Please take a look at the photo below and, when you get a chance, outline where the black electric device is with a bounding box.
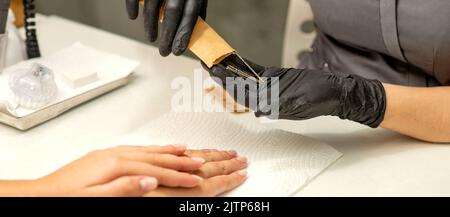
[0,0,9,34]
[23,0,40,59]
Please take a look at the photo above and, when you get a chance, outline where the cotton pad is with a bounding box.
[61,68,99,89]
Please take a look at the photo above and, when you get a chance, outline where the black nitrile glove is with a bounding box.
[126,0,208,56]
[203,55,387,128]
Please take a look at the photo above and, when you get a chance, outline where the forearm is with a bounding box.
[381,84,450,143]
[0,180,43,197]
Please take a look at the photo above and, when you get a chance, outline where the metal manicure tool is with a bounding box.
[226,52,264,83]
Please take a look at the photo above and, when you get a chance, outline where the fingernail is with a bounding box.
[238,170,248,177]
[237,156,248,163]
[191,157,206,164]
[192,175,204,182]
[227,150,237,157]
[174,144,187,151]
[140,177,158,191]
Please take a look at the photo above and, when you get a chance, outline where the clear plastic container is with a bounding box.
[9,63,58,109]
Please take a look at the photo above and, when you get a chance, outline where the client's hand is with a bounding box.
[35,145,205,197]
[146,149,248,197]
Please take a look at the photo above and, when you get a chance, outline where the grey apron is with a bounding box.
[299,0,450,87]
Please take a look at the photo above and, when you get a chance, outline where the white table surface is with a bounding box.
[1,15,450,197]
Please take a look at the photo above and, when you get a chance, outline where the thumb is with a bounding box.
[126,0,140,20]
[87,176,158,197]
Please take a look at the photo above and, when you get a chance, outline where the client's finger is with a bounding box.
[120,152,205,171]
[86,176,158,197]
[145,170,248,197]
[194,157,248,178]
[115,161,203,188]
[185,149,237,162]
[111,144,188,155]
[202,171,248,196]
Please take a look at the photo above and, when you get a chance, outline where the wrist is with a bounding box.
[31,176,64,197]
[0,179,45,197]
[336,75,387,128]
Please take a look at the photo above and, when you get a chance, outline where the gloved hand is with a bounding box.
[126,0,208,56]
[203,55,387,128]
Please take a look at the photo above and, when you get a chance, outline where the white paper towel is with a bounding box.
[119,112,342,197]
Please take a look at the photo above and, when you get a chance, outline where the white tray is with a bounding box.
[0,43,139,130]
[0,75,131,130]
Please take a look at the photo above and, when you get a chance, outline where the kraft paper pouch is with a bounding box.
[139,0,235,68]
[188,17,235,68]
